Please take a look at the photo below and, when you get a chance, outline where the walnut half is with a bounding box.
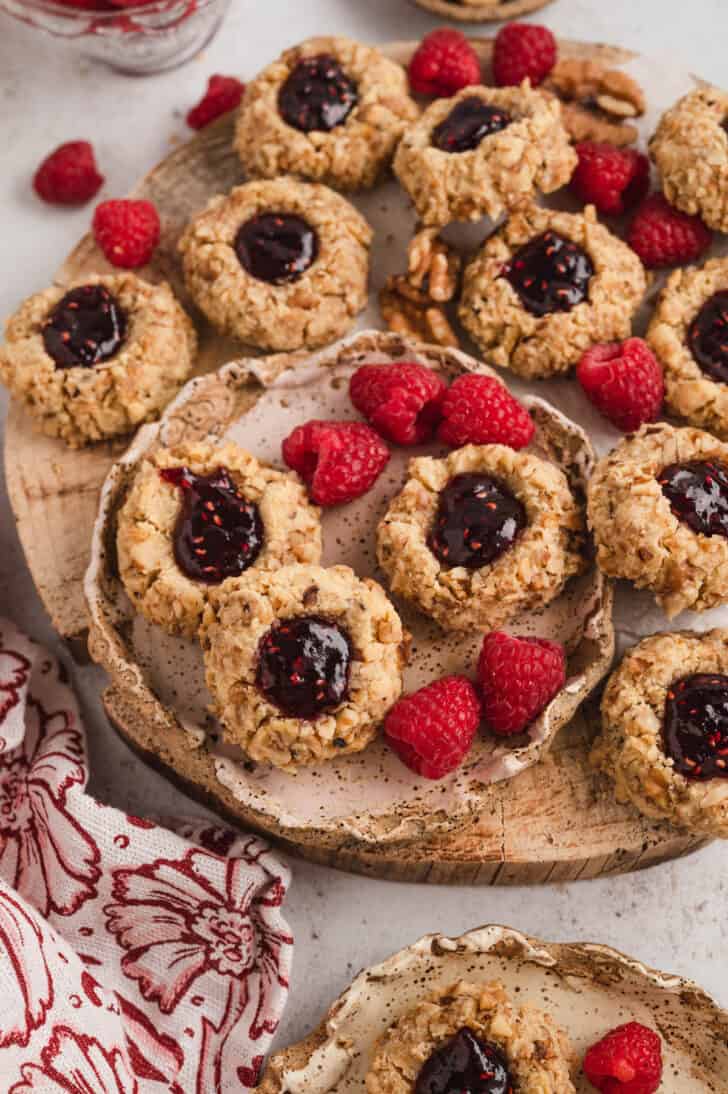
[545,58,646,146]
[380,229,461,348]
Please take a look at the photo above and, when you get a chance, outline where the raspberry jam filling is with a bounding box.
[256,616,352,720]
[658,460,728,538]
[688,290,728,383]
[432,97,512,153]
[42,284,127,368]
[502,230,594,317]
[278,54,358,133]
[234,212,318,284]
[159,466,263,584]
[428,472,526,570]
[415,1028,513,1094]
[664,673,728,780]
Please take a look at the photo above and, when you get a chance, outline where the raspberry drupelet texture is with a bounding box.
[478,632,566,736]
[384,674,481,779]
[437,374,535,449]
[627,193,712,269]
[583,1022,663,1094]
[408,29,482,98]
[577,338,664,433]
[492,22,557,88]
[570,142,650,216]
[92,199,161,269]
[349,361,447,445]
[33,141,104,206]
[187,74,247,129]
[282,419,390,505]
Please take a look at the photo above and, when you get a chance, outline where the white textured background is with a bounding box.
[1,0,726,1056]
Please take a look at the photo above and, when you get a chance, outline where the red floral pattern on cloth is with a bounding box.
[0,618,293,1092]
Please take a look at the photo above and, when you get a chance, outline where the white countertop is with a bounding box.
[1,0,726,1056]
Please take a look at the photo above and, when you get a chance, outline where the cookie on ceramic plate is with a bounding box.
[0,274,196,448]
[179,177,372,352]
[393,84,575,227]
[116,440,321,638]
[235,36,418,191]
[459,204,646,379]
[588,423,728,618]
[377,443,586,632]
[647,256,728,438]
[199,563,408,771]
[650,86,728,232]
[367,979,574,1093]
[592,629,728,837]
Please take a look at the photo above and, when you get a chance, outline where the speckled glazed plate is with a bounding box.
[411,0,554,21]
[85,330,613,850]
[259,925,728,1092]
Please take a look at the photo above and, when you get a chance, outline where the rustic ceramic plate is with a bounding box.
[259,924,728,1092]
[85,330,613,848]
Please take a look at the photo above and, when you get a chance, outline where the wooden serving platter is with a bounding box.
[3,37,711,882]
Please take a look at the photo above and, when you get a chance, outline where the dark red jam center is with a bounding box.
[234,213,318,284]
[502,230,594,317]
[428,472,526,570]
[664,673,728,780]
[659,460,728,539]
[278,54,358,133]
[159,466,263,585]
[688,290,728,383]
[42,284,127,369]
[415,1028,513,1094]
[432,97,512,153]
[256,616,352,720]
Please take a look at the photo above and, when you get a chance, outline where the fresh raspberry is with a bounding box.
[492,22,557,87]
[384,675,481,779]
[478,632,566,737]
[33,141,104,206]
[627,192,712,269]
[408,29,482,98]
[282,420,390,506]
[577,338,664,433]
[437,374,534,449]
[570,142,649,216]
[349,362,447,445]
[187,75,246,130]
[583,1022,663,1094]
[92,199,161,269]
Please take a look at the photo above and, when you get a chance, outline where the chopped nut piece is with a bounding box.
[545,58,646,146]
[380,229,461,348]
